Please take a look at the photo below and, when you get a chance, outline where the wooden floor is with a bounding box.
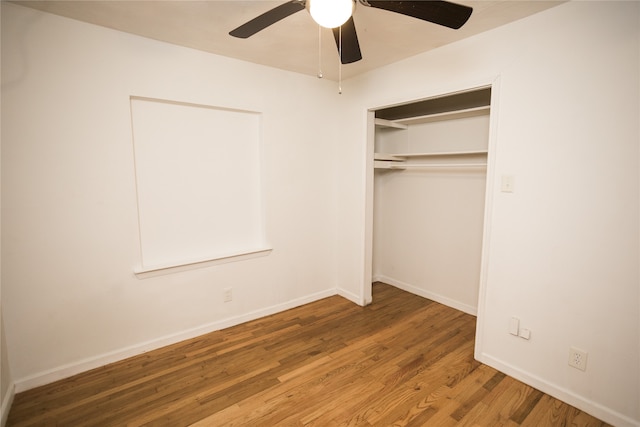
[8,282,609,426]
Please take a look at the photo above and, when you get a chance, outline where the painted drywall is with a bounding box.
[1,2,347,388]
[373,167,486,314]
[341,1,639,426]
[129,98,265,270]
[0,3,11,419]
[0,309,12,426]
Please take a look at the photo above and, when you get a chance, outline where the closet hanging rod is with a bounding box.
[389,163,487,169]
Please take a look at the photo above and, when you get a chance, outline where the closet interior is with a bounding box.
[371,87,491,315]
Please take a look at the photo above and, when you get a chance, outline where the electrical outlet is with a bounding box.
[223,288,233,303]
[568,347,588,371]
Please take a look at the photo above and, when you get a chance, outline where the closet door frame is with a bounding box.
[362,77,501,357]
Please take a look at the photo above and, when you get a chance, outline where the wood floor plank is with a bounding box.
[7,283,611,427]
[363,341,477,426]
[448,365,502,422]
[481,380,534,425]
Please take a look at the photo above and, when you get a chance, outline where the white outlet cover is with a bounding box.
[568,347,588,371]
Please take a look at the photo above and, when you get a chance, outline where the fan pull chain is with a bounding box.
[317,24,323,79]
[338,26,342,94]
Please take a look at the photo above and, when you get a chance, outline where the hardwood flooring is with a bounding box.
[7,282,610,426]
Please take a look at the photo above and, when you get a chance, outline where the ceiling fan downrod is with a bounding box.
[317,24,323,79]
[338,25,343,94]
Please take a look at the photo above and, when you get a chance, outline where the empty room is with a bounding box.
[1,1,639,426]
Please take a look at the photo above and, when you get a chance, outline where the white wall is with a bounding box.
[0,309,12,426]
[0,3,13,420]
[373,166,486,314]
[1,2,346,389]
[341,1,639,426]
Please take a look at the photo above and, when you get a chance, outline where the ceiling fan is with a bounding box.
[229,0,473,64]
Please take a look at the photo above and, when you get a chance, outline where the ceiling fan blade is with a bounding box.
[365,1,472,29]
[332,16,362,64]
[229,1,305,38]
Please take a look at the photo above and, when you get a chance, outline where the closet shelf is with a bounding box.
[388,150,487,158]
[389,163,487,169]
[394,106,490,125]
[374,118,408,130]
[374,151,488,170]
[375,106,490,129]
[375,161,488,170]
[374,160,395,169]
[374,153,406,161]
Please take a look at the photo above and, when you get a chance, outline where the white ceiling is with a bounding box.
[15,0,564,81]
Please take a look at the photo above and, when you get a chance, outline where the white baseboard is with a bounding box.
[374,275,478,316]
[14,288,337,393]
[336,286,365,306]
[1,382,15,427]
[475,352,640,427]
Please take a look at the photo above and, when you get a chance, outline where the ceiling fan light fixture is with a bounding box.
[309,0,354,29]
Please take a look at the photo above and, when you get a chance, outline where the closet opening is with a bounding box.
[364,86,492,317]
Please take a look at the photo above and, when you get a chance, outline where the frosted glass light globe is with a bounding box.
[309,0,354,29]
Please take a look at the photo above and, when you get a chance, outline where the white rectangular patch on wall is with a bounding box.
[130,96,267,272]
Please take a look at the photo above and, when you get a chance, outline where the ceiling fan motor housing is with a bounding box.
[308,0,356,29]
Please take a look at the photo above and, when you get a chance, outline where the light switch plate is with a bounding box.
[501,175,515,193]
[509,317,519,336]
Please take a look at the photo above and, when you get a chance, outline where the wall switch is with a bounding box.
[509,317,520,336]
[518,328,531,340]
[501,175,515,193]
[223,287,233,303]
[568,347,588,371]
